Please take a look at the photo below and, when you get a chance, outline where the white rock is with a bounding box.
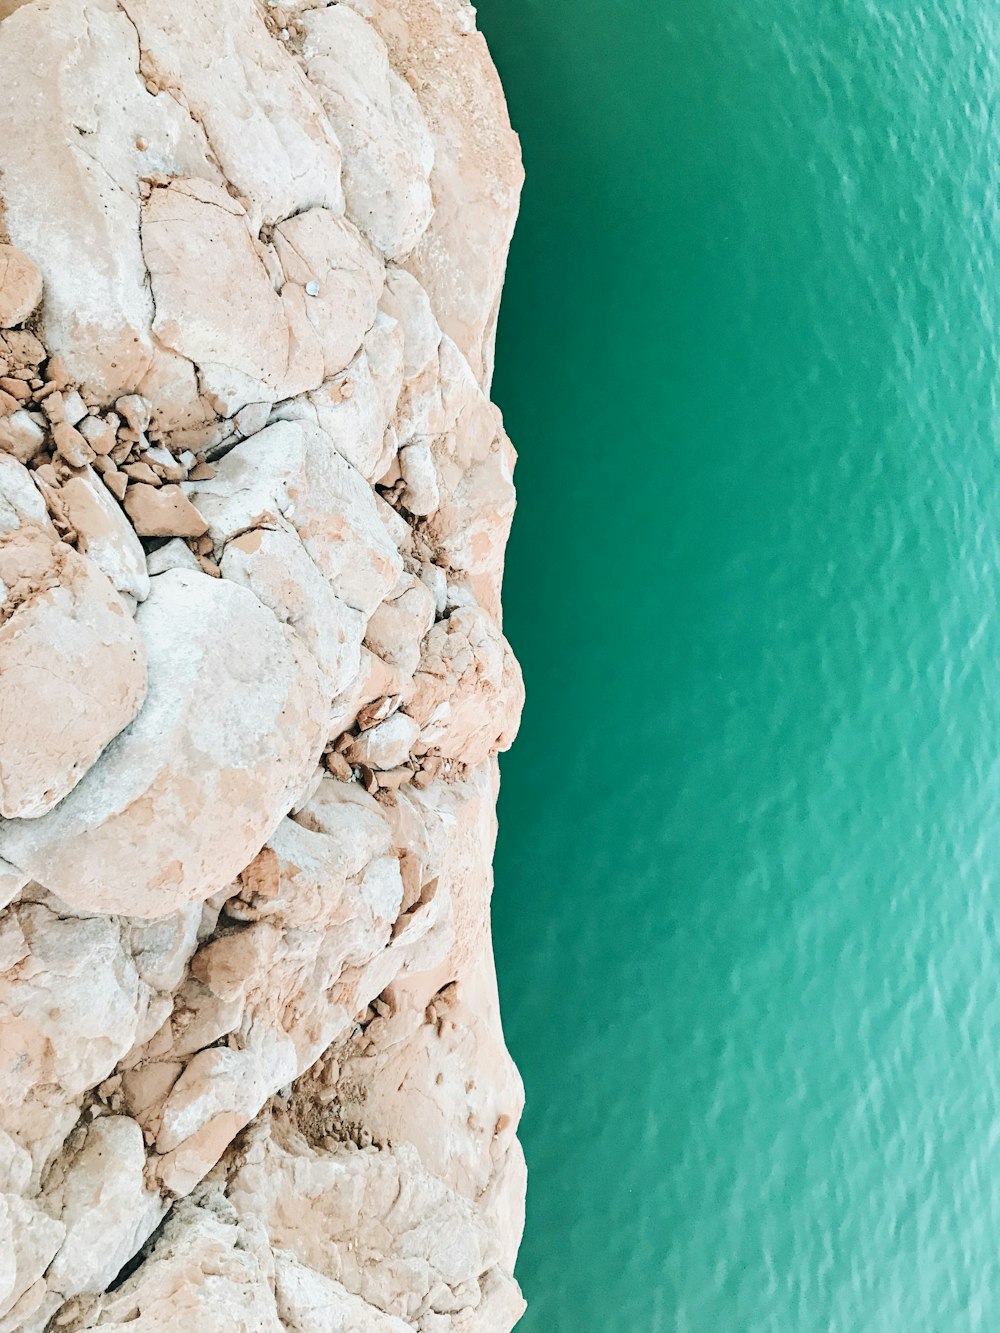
[0,244,42,327]
[346,710,419,770]
[308,313,405,481]
[142,178,289,414]
[302,5,434,259]
[0,0,220,399]
[0,453,50,536]
[219,526,364,704]
[187,419,402,617]
[272,209,384,380]
[78,1194,285,1331]
[274,1252,412,1333]
[0,570,327,916]
[0,862,24,915]
[58,466,151,604]
[121,0,345,229]
[398,438,440,515]
[407,606,523,766]
[0,1194,64,1322]
[365,571,437,678]
[43,1117,166,1300]
[0,410,44,465]
[145,538,200,577]
[0,528,147,819]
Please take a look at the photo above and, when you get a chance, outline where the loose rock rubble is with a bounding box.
[0,0,526,1328]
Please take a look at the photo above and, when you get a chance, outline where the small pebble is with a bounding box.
[305,280,321,297]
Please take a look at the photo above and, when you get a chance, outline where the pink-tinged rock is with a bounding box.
[272,208,384,380]
[59,466,150,604]
[301,5,434,260]
[142,178,290,414]
[407,605,523,766]
[123,482,208,539]
[0,0,220,400]
[187,419,402,617]
[0,245,42,328]
[0,528,147,819]
[121,0,345,229]
[361,0,524,385]
[0,570,327,917]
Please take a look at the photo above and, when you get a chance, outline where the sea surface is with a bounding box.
[476,0,1000,1328]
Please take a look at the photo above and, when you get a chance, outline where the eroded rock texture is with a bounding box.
[0,0,526,1326]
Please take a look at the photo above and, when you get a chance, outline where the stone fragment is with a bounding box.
[58,467,151,604]
[78,415,117,455]
[0,528,147,819]
[0,453,50,535]
[345,711,419,770]
[124,483,208,538]
[145,538,200,577]
[0,570,327,916]
[114,394,150,435]
[398,438,440,515]
[61,390,87,426]
[0,245,42,328]
[52,420,96,467]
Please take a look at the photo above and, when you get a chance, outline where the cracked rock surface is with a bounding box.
[0,0,526,1326]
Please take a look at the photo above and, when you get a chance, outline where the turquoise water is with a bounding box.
[477,0,1000,1328]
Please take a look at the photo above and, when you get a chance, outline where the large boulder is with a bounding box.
[0,570,327,916]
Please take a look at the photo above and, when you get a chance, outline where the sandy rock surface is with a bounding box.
[0,0,525,1327]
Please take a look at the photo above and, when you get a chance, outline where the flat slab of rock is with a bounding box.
[0,569,327,916]
[0,528,147,819]
[123,482,208,539]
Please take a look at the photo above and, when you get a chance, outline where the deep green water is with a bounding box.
[477,1,1000,1329]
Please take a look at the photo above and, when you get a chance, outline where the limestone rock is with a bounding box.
[0,529,147,819]
[0,245,42,328]
[142,178,291,414]
[272,208,385,381]
[301,4,435,260]
[0,2,527,1327]
[42,1117,166,1301]
[187,419,402,617]
[0,570,327,916]
[58,467,150,604]
[346,710,420,770]
[123,482,208,539]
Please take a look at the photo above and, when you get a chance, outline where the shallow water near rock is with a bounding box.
[479,0,1000,1328]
